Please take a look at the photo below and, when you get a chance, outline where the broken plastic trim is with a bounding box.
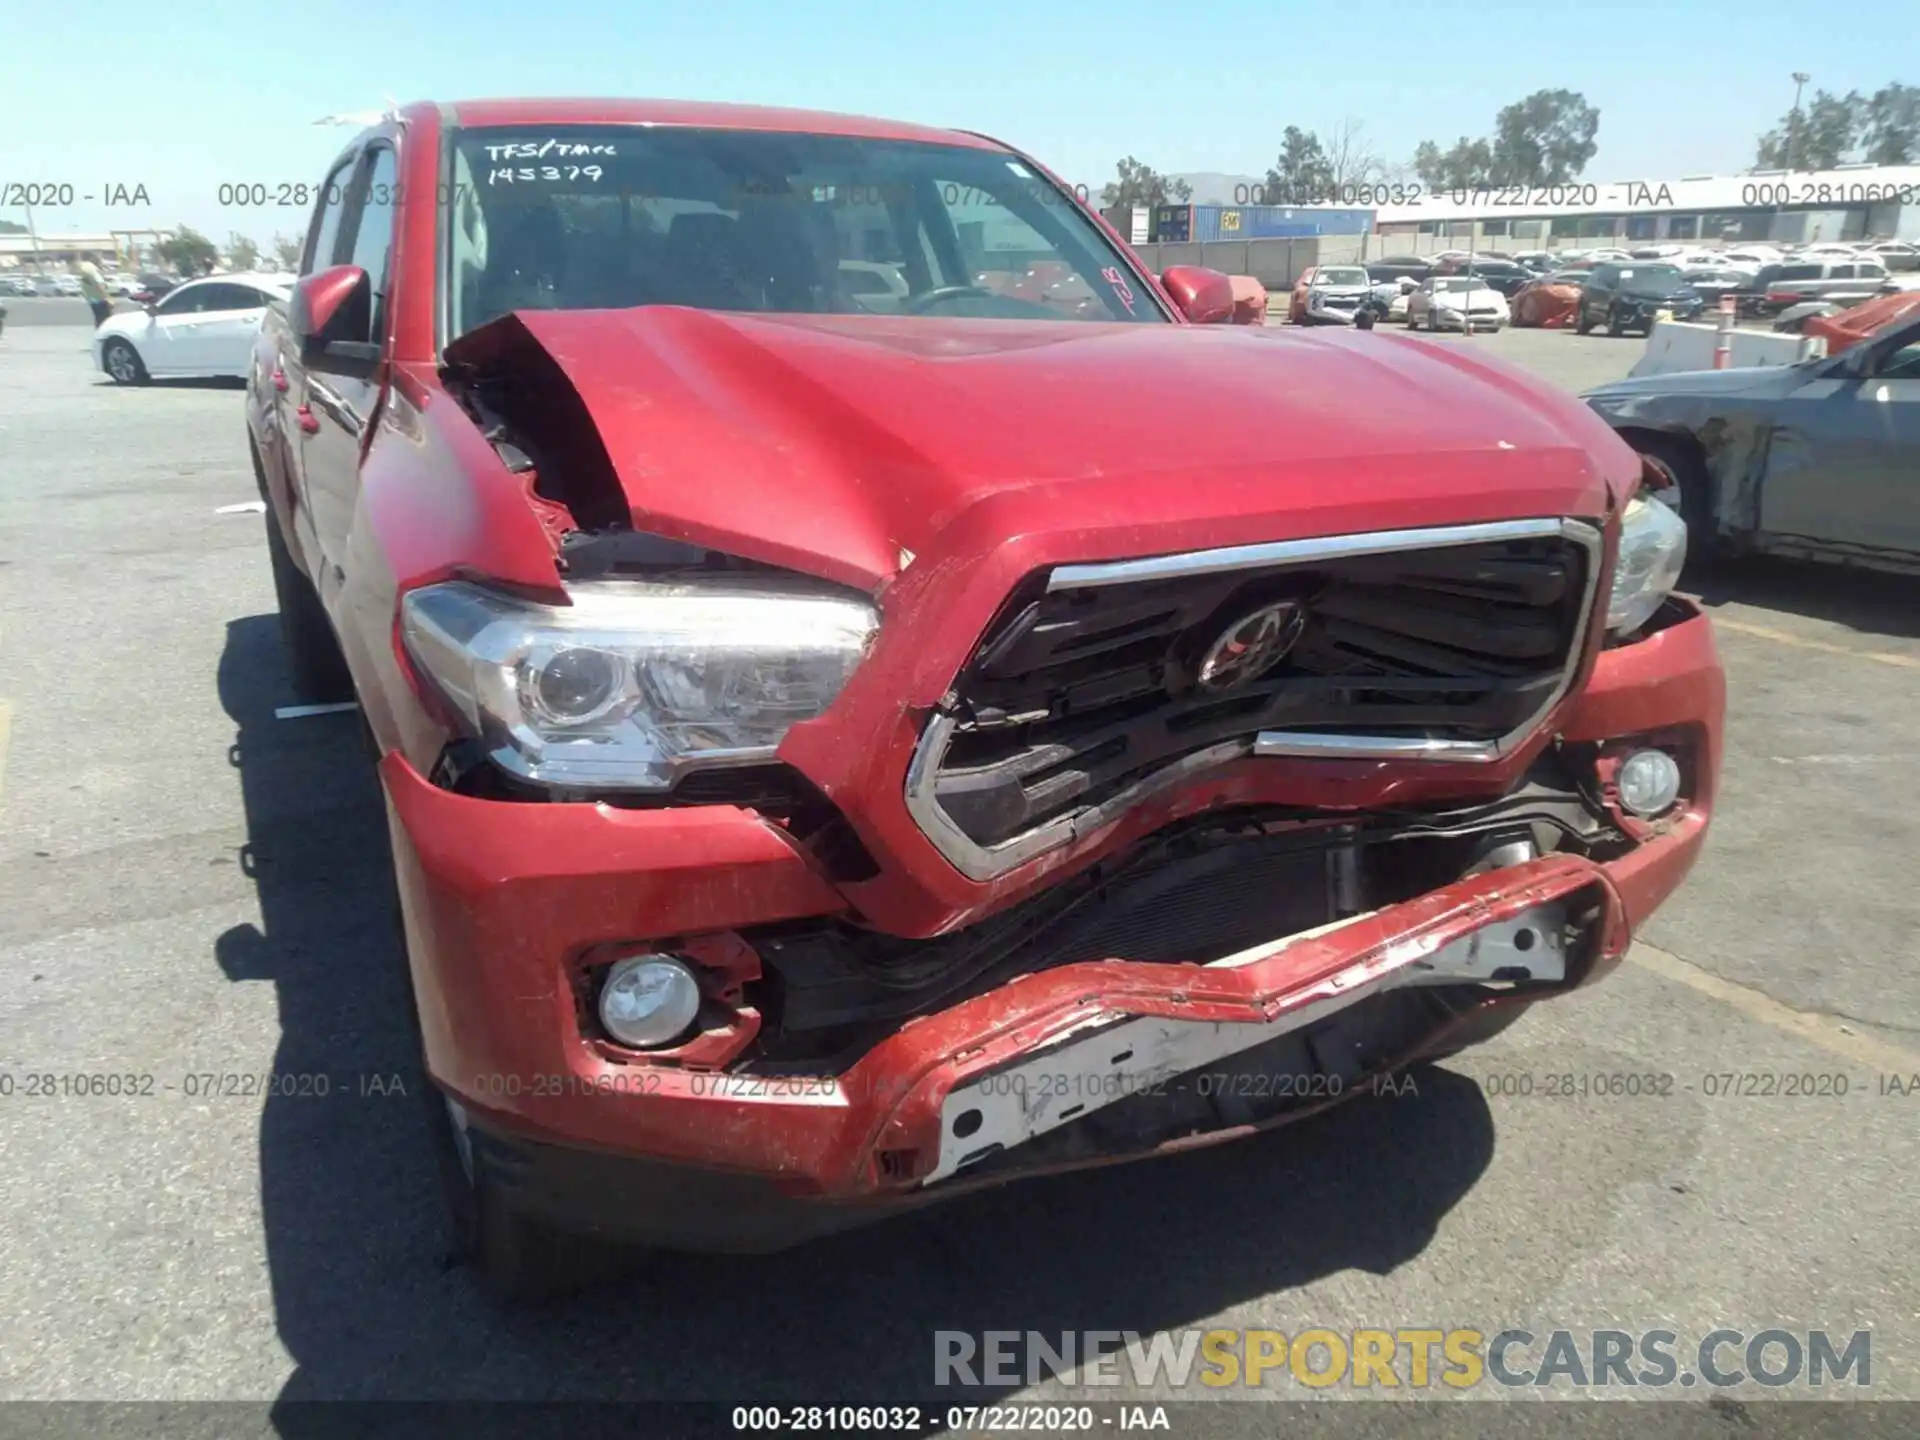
[905,518,1606,882]
[926,897,1573,1180]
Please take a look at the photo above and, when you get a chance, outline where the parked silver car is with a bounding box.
[1297,265,1375,324]
[1585,311,1920,573]
[1760,257,1893,313]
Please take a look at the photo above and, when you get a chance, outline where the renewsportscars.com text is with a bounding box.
[934,1327,1872,1391]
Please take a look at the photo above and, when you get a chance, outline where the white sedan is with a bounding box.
[1406,276,1509,332]
[94,273,292,385]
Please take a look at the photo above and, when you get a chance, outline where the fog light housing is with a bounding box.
[598,954,702,1049]
[1617,748,1683,818]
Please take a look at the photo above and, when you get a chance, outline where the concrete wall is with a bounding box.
[1133,237,1359,288]
[1628,320,1828,378]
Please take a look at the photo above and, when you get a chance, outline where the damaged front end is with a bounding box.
[383,308,1720,1253]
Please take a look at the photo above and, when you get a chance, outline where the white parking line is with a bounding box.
[1629,942,1919,1074]
[213,501,268,515]
[1712,617,1920,671]
[273,702,359,720]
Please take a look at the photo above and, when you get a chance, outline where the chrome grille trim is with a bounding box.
[908,517,1606,882]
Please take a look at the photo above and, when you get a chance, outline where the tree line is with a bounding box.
[1098,80,1919,211]
[142,226,305,276]
[1752,83,1919,169]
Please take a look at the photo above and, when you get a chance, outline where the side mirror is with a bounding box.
[1160,265,1236,324]
[290,264,380,372]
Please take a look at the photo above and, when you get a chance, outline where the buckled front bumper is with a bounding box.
[380,599,1719,1250]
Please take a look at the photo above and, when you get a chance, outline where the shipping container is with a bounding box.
[1150,204,1192,242]
[1155,204,1375,242]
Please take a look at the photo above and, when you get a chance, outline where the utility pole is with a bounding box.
[1787,72,1811,170]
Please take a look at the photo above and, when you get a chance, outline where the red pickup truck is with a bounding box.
[246,97,1722,1300]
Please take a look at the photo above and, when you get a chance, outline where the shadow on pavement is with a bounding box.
[1688,555,1920,642]
[211,611,1497,1418]
[90,375,249,389]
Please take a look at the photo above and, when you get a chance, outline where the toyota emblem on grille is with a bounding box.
[1195,601,1307,691]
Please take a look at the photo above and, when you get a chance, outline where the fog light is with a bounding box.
[598,954,702,1049]
[1617,748,1683,817]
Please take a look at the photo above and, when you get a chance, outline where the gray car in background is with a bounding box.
[1299,264,1375,324]
[1584,312,1920,573]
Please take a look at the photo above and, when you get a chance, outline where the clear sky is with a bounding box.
[2,0,1916,245]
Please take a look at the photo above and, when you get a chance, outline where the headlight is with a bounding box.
[1606,493,1688,635]
[400,577,879,790]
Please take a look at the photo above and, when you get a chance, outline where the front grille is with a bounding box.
[911,522,1596,870]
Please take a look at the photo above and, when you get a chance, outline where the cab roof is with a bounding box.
[422,98,1004,150]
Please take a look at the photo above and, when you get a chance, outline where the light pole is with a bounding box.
[1787,72,1811,170]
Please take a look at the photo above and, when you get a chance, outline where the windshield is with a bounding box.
[1312,267,1369,287]
[1614,265,1688,295]
[1431,278,1488,292]
[443,125,1163,339]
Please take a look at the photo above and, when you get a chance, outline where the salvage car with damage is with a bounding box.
[1585,311,1920,572]
[247,97,1725,1299]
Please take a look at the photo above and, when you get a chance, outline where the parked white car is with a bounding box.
[1406,276,1509,332]
[1862,240,1920,271]
[93,273,293,385]
[1723,245,1785,267]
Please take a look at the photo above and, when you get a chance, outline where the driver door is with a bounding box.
[1760,318,1920,558]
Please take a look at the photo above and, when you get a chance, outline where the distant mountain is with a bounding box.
[1169,172,1265,206]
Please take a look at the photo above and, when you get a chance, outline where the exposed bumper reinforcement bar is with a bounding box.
[928,901,1568,1180]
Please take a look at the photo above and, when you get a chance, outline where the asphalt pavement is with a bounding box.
[0,296,142,326]
[0,319,1915,1435]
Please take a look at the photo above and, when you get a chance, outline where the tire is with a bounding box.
[263,502,354,703]
[1627,430,1720,560]
[386,855,622,1305]
[428,1090,617,1305]
[103,337,147,385]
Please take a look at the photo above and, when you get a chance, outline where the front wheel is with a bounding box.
[1630,431,1720,562]
[102,337,147,385]
[263,502,354,703]
[428,1092,619,1304]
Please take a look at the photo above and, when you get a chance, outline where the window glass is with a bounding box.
[345,146,398,337]
[191,283,261,312]
[1776,264,1823,280]
[1878,343,1920,380]
[304,159,356,275]
[152,284,206,316]
[442,125,1162,338]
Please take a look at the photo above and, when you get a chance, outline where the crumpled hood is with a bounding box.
[448,306,1629,591]
[1586,363,1805,407]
